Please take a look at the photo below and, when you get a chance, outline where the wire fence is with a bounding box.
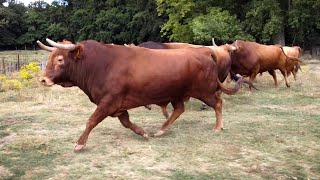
[0,52,48,74]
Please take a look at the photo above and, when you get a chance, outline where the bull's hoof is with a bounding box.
[74,144,86,152]
[212,127,224,133]
[154,130,165,137]
[200,104,208,110]
[145,105,152,110]
[142,133,149,140]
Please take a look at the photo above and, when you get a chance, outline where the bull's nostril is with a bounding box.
[39,78,46,84]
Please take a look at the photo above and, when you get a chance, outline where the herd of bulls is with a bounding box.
[37,38,301,151]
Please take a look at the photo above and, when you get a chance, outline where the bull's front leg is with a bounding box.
[74,105,109,152]
[212,92,223,132]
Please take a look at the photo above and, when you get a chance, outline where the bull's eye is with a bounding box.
[57,57,64,65]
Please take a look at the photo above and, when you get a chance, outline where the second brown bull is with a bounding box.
[230,40,301,87]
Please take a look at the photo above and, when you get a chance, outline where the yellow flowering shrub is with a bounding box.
[19,63,40,81]
[1,79,23,90]
[0,63,41,92]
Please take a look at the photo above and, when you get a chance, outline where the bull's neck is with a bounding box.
[67,59,93,97]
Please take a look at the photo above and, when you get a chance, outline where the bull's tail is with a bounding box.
[217,76,257,95]
[217,76,243,95]
[280,47,302,62]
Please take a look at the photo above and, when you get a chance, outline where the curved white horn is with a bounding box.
[37,40,56,52]
[46,38,76,50]
[124,43,129,47]
[234,40,239,49]
[212,38,217,46]
[228,45,237,51]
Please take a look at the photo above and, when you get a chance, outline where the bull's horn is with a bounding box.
[228,45,237,51]
[234,40,239,49]
[37,40,55,52]
[124,43,129,47]
[212,38,217,46]
[46,38,76,51]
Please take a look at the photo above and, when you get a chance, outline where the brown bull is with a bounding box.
[282,46,302,80]
[137,40,241,114]
[38,38,246,151]
[231,40,300,87]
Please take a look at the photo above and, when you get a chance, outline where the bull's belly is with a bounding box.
[119,84,215,110]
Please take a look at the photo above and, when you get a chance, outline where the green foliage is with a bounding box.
[0,2,27,46]
[0,0,320,48]
[157,0,195,42]
[191,7,254,44]
[287,0,320,48]
[242,0,284,43]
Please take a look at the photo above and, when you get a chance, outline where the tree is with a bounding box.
[191,7,254,45]
[0,1,27,47]
[243,0,284,43]
[287,0,320,48]
[157,0,195,42]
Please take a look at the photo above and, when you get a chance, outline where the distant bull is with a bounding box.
[38,38,246,151]
[230,40,301,87]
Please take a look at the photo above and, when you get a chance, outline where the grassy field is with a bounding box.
[0,60,320,179]
[0,50,49,63]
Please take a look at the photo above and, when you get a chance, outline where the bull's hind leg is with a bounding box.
[279,68,290,87]
[202,92,223,132]
[154,100,185,137]
[118,111,149,139]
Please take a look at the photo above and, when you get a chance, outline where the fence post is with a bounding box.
[17,54,20,70]
[2,58,5,74]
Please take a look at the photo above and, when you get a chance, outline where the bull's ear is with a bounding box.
[71,44,84,60]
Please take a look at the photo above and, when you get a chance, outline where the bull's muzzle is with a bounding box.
[39,76,54,87]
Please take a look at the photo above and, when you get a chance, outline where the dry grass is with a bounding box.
[0,60,319,179]
[0,50,49,63]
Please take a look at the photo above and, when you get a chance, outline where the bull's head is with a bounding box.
[37,39,83,87]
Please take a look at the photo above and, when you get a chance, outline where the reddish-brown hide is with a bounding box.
[137,41,237,115]
[282,46,302,80]
[39,39,245,151]
[231,40,300,87]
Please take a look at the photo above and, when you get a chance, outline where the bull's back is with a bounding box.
[120,48,217,103]
[212,47,232,81]
[163,43,202,49]
[254,45,285,72]
[283,46,300,58]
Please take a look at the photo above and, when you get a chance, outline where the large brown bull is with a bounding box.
[38,38,246,151]
[231,40,300,87]
[137,40,242,113]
